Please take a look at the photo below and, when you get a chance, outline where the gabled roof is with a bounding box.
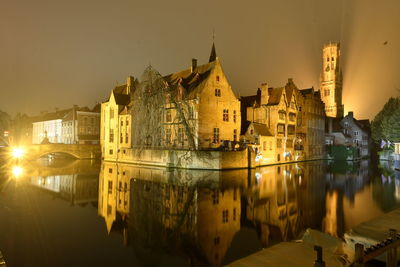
[112,91,131,106]
[163,60,216,100]
[267,87,284,106]
[355,119,371,134]
[252,122,273,136]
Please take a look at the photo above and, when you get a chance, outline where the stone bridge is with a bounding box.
[23,144,101,160]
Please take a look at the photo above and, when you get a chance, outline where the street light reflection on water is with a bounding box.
[12,165,23,178]
[0,158,399,267]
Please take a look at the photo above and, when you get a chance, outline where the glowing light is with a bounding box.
[12,166,23,178]
[12,147,25,159]
[255,172,262,181]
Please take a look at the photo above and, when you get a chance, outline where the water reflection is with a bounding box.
[1,158,400,266]
[97,159,400,266]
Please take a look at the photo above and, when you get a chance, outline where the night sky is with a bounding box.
[1,0,399,119]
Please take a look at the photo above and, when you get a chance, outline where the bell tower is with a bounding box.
[320,43,344,118]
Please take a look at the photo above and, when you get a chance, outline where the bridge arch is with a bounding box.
[36,151,81,159]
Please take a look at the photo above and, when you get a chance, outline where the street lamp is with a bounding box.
[12,166,23,178]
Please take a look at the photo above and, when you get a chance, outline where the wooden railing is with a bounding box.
[353,229,399,267]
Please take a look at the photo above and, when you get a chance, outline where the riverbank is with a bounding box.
[103,147,329,170]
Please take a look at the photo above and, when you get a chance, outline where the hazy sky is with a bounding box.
[1,0,399,119]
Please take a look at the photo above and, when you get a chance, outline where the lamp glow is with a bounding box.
[12,147,25,159]
[12,166,23,178]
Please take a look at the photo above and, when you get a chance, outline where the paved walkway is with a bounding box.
[226,229,353,267]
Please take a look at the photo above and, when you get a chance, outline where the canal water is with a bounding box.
[0,158,399,267]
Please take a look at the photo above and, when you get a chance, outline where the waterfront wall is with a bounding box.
[110,148,251,169]
[103,147,328,170]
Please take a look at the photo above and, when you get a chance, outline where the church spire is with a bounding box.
[209,42,217,62]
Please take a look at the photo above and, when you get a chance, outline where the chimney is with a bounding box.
[348,111,354,118]
[126,76,134,95]
[191,58,197,72]
[260,83,269,105]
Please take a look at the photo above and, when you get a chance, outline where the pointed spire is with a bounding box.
[209,42,217,62]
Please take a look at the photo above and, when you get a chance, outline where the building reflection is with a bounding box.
[99,162,245,266]
[98,159,393,266]
[30,174,98,206]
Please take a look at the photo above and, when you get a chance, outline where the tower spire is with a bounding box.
[209,29,217,62]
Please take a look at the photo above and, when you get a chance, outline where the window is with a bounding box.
[125,133,128,143]
[213,128,220,143]
[126,119,129,126]
[121,120,123,127]
[233,110,236,123]
[263,141,267,151]
[327,57,330,62]
[354,131,359,136]
[212,190,219,204]
[109,168,113,173]
[222,210,229,223]
[277,138,282,148]
[109,149,113,155]
[215,88,221,97]
[223,109,229,121]
[289,113,296,122]
[166,110,172,122]
[109,129,114,143]
[325,89,330,96]
[108,181,113,194]
[332,57,334,61]
[233,129,237,142]
[269,141,272,150]
[120,133,123,143]
[233,208,236,221]
[344,122,349,127]
[288,125,295,135]
[214,237,220,245]
[166,128,171,144]
[277,124,285,134]
[278,111,286,120]
[216,75,220,82]
[233,188,237,201]
[250,129,254,135]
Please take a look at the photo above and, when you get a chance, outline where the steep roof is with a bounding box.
[253,122,273,136]
[113,93,130,106]
[32,109,71,123]
[164,60,216,100]
[267,87,284,106]
[209,42,217,62]
[355,119,371,134]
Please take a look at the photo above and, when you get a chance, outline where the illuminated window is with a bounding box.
[278,111,286,120]
[222,210,229,223]
[223,109,229,121]
[108,181,113,194]
[277,138,282,148]
[109,129,114,143]
[277,124,285,134]
[188,106,194,119]
[212,190,219,204]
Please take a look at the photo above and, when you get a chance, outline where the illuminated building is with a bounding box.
[242,79,300,163]
[100,44,241,161]
[320,43,344,118]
